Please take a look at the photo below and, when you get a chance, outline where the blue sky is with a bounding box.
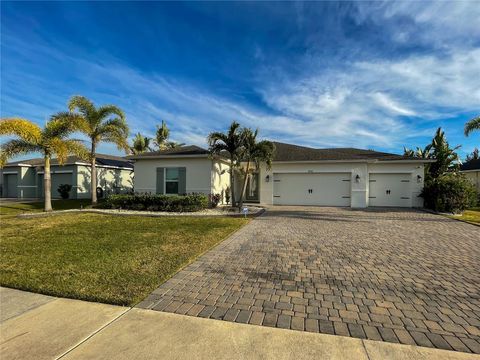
[1,1,479,159]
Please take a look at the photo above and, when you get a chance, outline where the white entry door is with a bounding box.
[273,173,351,206]
[368,173,412,207]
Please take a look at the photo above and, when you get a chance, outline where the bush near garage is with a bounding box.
[101,193,209,212]
[421,173,477,213]
[57,184,72,199]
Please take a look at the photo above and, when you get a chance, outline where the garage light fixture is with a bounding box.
[417,175,422,183]
[265,175,270,182]
[355,174,360,182]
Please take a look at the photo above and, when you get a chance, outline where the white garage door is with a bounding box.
[273,173,351,206]
[369,173,411,207]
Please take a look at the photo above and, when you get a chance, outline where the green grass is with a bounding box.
[449,208,480,225]
[0,212,248,305]
[0,199,92,217]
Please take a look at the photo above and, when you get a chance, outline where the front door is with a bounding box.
[245,173,259,202]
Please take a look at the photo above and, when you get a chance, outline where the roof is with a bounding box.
[127,145,210,159]
[461,159,480,171]
[270,142,428,162]
[4,154,133,169]
[128,142,429,162]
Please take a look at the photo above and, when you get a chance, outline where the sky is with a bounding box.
[1,1,479,159]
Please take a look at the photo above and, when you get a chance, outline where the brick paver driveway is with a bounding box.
[138,207,480,353]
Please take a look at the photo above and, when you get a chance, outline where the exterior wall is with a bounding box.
[134,157,213,194]
[256,161,425,208]
[19,167,37,198]
[76,165,133,199]
[211,160,231,203]
[0,167,20,198]
[463,171,480,192]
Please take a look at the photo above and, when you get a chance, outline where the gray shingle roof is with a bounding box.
[461,159,480,171]
[5,154,133,169]
[271,142,425,162]
[127,145,210,158]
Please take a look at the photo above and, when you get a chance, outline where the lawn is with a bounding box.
[0,209,248,306]
[449,207,480,225]
[0,199,92,217]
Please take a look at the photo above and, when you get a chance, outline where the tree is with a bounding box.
[154,120,170,150]
[61,95,129,205]
[466,148,479,162]
[237,128,275,210]
[403,146,432,159]
[207,121,244,206]
[464,115,480,136]
[0,117,87,211]
[427,127,461,179]
[130,133,152,154]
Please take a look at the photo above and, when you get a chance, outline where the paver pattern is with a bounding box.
[138,207,480,353]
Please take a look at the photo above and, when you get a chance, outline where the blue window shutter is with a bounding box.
[178,167,186,194]
[156,167,164,194]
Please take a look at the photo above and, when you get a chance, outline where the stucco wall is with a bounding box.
[133,157,213,194]
[211,160,231,202]
[76,165,133,199]
[463,171,480,192]
[256,161,425,208]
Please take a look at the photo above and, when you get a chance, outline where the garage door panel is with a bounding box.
[369,173,411,207]
[273,173,351,206]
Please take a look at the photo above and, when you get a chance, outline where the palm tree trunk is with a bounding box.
[44,155,52,212]
[238,161,250,211]
[91,142,97,205]
[230,156,236,207]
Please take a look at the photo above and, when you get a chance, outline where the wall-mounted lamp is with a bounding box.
[265,175,270,183]
[355,174,361,183]
[417,175,423,183]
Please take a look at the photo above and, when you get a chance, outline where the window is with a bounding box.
[165,168,179,194]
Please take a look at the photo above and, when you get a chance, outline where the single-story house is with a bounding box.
[460,159,480,192]
[0,154,133,199]
[129,142,433,208]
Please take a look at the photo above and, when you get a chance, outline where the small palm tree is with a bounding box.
[130,133,152,154]
[0,117,87,211]
[207,121,244,206]
[154,120,170,150]
[428,127,461,179]
[238,128,275,210]
[464,115,479,136]
[59,95,129,205]
[164,141,186,149]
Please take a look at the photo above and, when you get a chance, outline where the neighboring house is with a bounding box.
[130,142,433,208]
[0,154,133,199]
[460,159,480,192]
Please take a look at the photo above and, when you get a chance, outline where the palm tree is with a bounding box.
[464,115,480,136]
[207,121,244,206]
[403,146,432,159]
[154,120,170,150]
[61,95,129,205]
[466,148,479,162]
[130,133,152,154]
[237,128,275,210]
[0,117,87,211]
[164,141,186,149]
[428,127,461,179]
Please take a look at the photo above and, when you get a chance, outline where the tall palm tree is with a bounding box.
[130,133,152,154]
[61,95,129,205]
[238,128,275,210]
[0,117,87,211]
[464,115,480,136]
[207,121,243,206]
[428,127,461,179]
[154,120,170,150]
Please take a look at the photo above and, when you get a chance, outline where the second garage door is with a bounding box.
[369,173,411,207]
[273,173,351,206]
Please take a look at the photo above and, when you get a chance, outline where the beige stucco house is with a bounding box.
[129,142,432,208]
[0,154,133,199]
[460,159,480,192]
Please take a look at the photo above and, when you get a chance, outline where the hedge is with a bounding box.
[421,173,477,213]
[102,193,209,212]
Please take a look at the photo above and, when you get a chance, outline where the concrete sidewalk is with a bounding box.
[1,287,478,360]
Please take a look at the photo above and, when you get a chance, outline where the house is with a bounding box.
[129,142,433,208]
[460,159,480,192]
[0,154,133,199]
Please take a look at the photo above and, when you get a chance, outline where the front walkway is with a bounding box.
[1,287,477,359]
[138,206,480,354]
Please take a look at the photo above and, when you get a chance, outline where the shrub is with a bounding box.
[421,173,477,213]
[225,187,231,205]
[209,193,221,208]
[57,184,72,199]
[103,193,209,212]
